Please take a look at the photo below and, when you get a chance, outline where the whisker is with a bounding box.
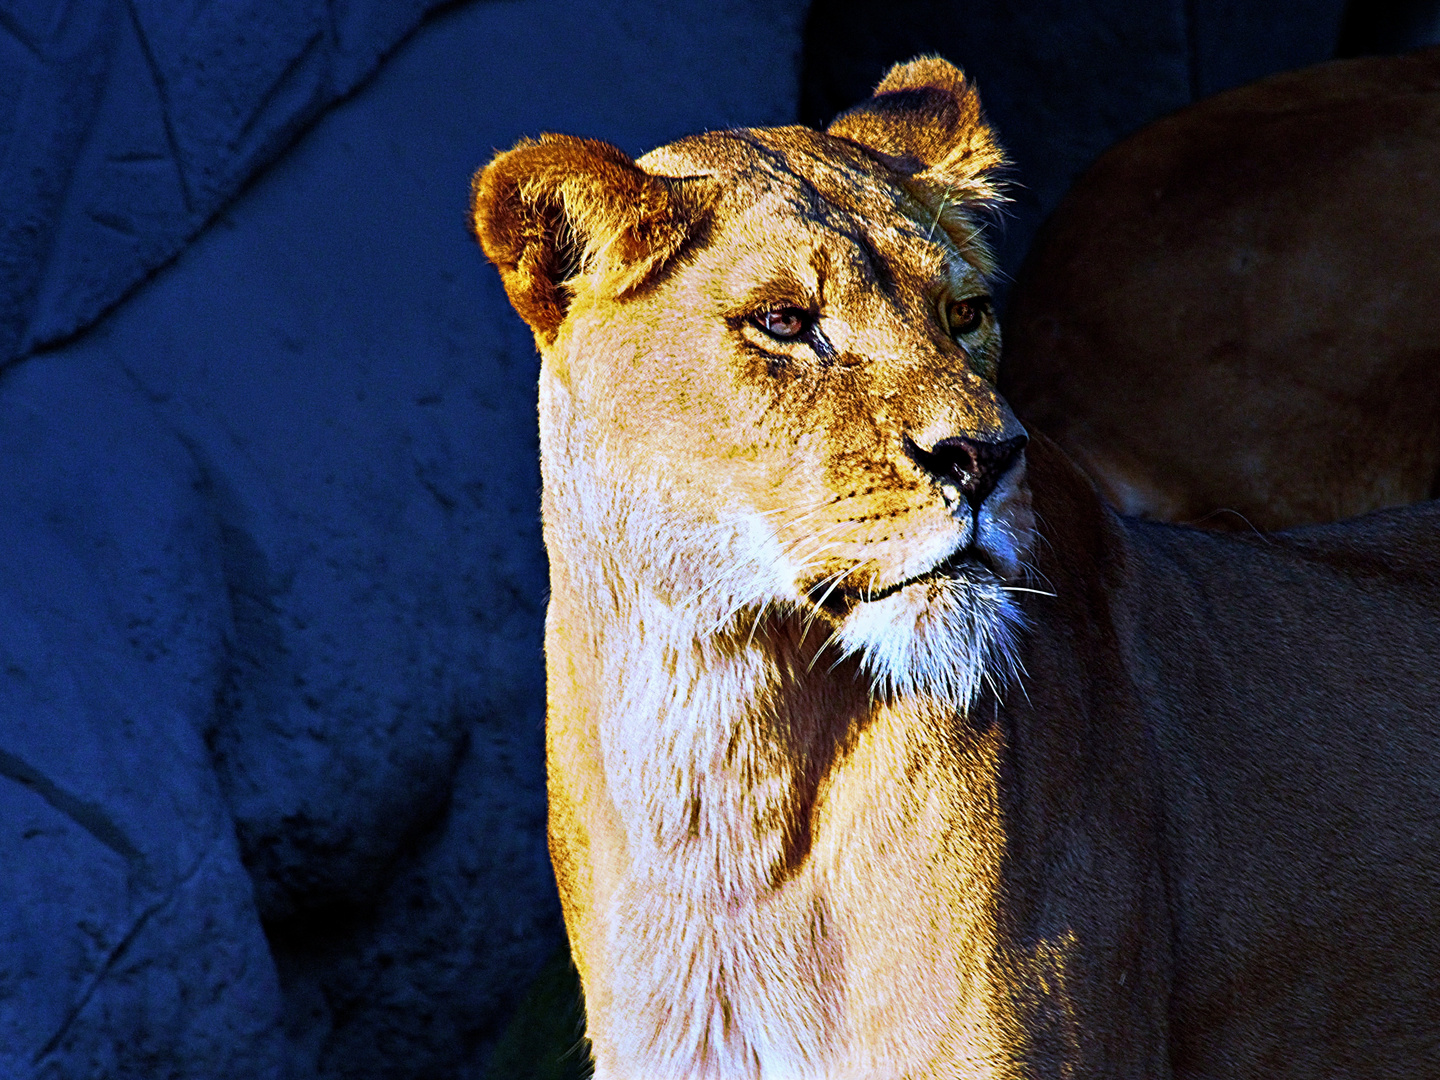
[808,622,850,674]
[1000,586,1056,598]
[780,518,853,564]
[697,535,853,637]
[1015,661,1033,707]
[744,596,771,650]
[927,188,953,242]
[800,562,865,646]
[699,536,846,636]
[796,563,853,636]
[797,567,857,645]
[1030,511,1058,561]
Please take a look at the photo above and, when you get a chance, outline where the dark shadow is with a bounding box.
[1337,0,1440,55]
[799,0,940,129]
[483,945,591,1080]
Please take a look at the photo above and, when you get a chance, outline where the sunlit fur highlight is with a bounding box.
[540,375,854,1074]
[836,571,1026,705]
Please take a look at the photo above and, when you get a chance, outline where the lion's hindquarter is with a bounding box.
[1121,506,1440,1076]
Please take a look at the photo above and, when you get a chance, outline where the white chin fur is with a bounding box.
[835,571,1024,706]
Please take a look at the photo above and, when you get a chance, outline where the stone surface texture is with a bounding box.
[1,0,806,1076]
[0,0,449,367]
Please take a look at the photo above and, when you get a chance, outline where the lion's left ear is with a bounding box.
[827,56,1007,211]
[471,134,715,344]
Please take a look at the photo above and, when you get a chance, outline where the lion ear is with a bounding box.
[826,56,1007,209]
[471,134,714,342]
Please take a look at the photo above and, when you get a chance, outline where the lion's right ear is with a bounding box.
[826,57,1006,209]
[471,135,713,343]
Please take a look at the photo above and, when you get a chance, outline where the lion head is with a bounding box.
[474,58,1034,708]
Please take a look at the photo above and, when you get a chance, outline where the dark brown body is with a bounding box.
[1006,436,1440,1076]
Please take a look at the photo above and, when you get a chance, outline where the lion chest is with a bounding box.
[587,639,1008,1079]
[585,636,847,1077]
[600,867,842,1080]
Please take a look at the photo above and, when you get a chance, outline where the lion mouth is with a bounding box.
[809,544,1005,612]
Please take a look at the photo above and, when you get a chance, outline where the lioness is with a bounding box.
[473,58,1440,1079]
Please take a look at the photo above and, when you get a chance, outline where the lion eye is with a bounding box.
[945,296,990,337]
[752,308,809,340]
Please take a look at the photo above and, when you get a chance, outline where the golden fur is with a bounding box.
[473,58,1440,1078]
[1004,47,1440,531]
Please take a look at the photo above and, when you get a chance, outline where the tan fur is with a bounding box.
[473,58,1440,1079]
[1003,47,1440,531]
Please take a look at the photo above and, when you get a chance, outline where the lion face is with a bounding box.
[475,61,1033,704]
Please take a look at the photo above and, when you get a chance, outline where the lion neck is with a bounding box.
[552,529,1047,1075]
[591,587,855,896]
[578,579,1023,1076]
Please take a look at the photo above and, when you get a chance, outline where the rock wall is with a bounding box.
[0,1,806,1076]
[0,0,447,368]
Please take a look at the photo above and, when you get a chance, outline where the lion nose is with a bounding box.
[905,433,1029,510]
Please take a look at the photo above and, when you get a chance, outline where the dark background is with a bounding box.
[1,1,1435,1076]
